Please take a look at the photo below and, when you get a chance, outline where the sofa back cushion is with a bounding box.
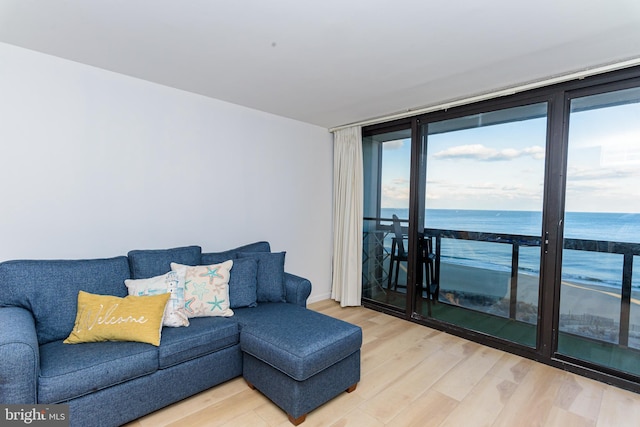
[201,241,271,264]
[236,251,286,303]
[128,245,202,279]
[0,257,131,345]
[228,257,259,308]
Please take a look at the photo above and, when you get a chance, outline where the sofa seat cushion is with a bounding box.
[38,340,158,403]
[157,317,239,369]
[235,303,362,381]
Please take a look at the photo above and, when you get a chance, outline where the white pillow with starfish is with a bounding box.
[171,260,234,318]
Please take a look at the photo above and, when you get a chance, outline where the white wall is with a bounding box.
[0,42,334,303]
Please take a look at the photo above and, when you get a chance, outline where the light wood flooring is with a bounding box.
[124,300,640,427]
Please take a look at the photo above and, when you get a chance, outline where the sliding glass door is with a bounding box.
[557,85,640,374]
[416,103,548,347]
[360,66,640,391]
[362,125,413,313]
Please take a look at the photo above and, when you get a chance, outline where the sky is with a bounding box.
[565,103,640,213]
[380,95,640,214]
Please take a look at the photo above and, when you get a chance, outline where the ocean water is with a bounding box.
[377,208,640,289]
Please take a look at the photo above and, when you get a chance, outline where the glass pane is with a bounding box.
[362,128,412,311]
[419,103,548,347]
[558,86,640,375]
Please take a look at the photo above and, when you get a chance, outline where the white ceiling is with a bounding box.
[1,0,640,129]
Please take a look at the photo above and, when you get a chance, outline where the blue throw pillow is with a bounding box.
[201,241,271,265]
[237,251,286,303]
[228,258,259,308]
[128,246,202,279]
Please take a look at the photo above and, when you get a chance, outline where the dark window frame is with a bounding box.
[361,65,640,393]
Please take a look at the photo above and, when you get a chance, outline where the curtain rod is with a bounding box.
[328,57,640,133]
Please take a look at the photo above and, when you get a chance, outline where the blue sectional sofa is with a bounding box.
[0,242,362,427]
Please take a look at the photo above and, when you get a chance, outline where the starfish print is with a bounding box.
[200,266,223,284]
[190,282,210,300]
[207,297,226,311]
[184,297,195,314]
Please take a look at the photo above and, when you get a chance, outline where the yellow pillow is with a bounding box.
[64,291,170,346]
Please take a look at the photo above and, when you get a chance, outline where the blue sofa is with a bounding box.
[0,242,362,427]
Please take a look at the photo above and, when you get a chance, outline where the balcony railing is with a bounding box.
[363,216,640,347]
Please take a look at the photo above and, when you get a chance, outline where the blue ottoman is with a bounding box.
[239,304,362,425]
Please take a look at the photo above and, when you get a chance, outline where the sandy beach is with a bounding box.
[438,262,640,328]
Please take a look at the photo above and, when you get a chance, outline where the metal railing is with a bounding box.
[424,227,541,320]
[561,238,640,347]
[363,217,640,346]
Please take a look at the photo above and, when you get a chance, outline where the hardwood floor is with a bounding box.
[124,300,640,427]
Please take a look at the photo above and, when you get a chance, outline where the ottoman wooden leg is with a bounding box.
[246,380,255,390]
[288,413,307,425]
[346,383,357,393]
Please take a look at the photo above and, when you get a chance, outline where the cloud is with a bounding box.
[433,144,544,161]
[565,180,640,211]
[383,140,404,150]
[522,146,545,160]
[381,179,410,207]
[566,181,615,192]
[468,182,498,190]
[425,179,542,204]
[391,178,409,185]
[567,167,636,181]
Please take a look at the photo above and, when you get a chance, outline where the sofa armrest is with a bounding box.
[0,307,39,403]
[284,273,312,308]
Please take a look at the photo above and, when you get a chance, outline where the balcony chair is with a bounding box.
[388,214,438,300]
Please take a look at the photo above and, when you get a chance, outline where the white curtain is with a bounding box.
[331,126,363,307]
